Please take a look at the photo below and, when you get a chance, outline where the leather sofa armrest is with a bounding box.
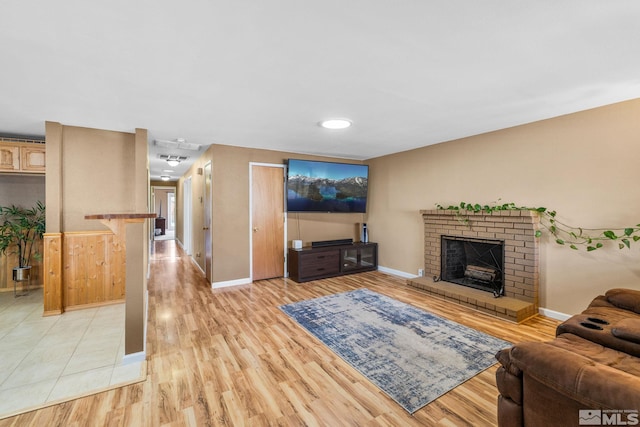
[612,318,640,344]
[509,341,640,409]
[496,348,522,377]
[588,294,615,309]
[556,315,640,357]
[495,347,524,403]
[495,348,524,427]
[496,365,522,405]
[606,288,640,314]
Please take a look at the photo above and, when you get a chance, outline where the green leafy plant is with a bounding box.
[435,201,640,252]
[0,201,46,267]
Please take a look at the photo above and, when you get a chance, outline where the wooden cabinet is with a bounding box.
[0,140,45,174]
[21,145,46,172]
[341,243,377,273]
[0,145,20,171]
[295,250,341,280]
[288,242,378,283]
[155,217,166,235]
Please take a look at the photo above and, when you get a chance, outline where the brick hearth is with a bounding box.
[407,209,540,322]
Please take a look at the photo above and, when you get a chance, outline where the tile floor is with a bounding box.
[0,287,146,419]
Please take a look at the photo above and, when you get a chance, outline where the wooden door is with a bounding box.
[204,162,212,283]
[251,165,285,280]
[183,177,192,255]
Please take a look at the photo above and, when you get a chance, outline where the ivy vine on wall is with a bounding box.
[435,201,640,252]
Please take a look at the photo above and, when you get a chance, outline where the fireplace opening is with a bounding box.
[440,236,505,297]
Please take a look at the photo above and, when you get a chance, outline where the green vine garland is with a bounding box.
[435,201,640,252]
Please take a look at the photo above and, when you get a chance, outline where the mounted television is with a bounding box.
[286,159,369,213]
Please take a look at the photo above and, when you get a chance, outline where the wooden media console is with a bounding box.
[288,242,377,283]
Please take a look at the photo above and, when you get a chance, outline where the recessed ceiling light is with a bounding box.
[319,119,352,130]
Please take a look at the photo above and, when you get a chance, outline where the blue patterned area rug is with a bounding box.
[279,288,511,414]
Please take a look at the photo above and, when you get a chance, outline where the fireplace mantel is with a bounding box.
[408,209,540,322]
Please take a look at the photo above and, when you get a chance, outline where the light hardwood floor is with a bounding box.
[0,240,559,426]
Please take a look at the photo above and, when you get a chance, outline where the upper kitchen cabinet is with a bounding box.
[0,138,45,174]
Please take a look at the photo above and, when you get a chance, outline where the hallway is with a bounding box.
[1,239,557,426]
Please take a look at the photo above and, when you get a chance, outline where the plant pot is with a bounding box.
[13,266,31,282]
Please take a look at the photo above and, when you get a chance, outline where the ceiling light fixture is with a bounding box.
[166,158,181,167]
[319,118,352,130]
[160,175,171,181]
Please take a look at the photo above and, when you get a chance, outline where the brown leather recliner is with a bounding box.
[495,288,640,427]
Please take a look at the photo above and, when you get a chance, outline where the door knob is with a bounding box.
[203,227,209,230]
[253,227,259,233]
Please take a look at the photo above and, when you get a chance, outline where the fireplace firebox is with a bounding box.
[440,236,505,297]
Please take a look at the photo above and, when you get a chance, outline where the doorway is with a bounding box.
[183,176,192,255]
[203,162,212,284]
[250,163,286,281]
[167,193,176,233]
[152,186,175,241]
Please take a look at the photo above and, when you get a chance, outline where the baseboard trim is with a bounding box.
[123,351,146,365]
[212,277,252,289]
[143,289,148,356]
[377,266,416,279]
[538,307,571,321]
[43,309,63,317]
[190,256,205,275]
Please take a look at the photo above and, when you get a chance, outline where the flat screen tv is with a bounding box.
[286,159,369,213]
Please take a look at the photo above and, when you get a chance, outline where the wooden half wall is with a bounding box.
[43,231,126,315]
[43,233,62,315]
[0,241,43,293]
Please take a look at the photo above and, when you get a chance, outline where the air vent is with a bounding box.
[158,154,188,161]
[154,139,201,151]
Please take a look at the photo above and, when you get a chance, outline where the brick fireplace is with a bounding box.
[407,209,540,322]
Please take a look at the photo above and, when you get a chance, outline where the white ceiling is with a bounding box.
[2,1,640,181]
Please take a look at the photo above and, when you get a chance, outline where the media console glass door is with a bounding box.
[341,245,376,272]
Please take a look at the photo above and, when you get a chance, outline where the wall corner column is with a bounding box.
[44,121,63,315]
[124,128,150,358]
[125,221,145,355]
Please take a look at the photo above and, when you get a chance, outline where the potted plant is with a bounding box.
[0,201,46,282]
